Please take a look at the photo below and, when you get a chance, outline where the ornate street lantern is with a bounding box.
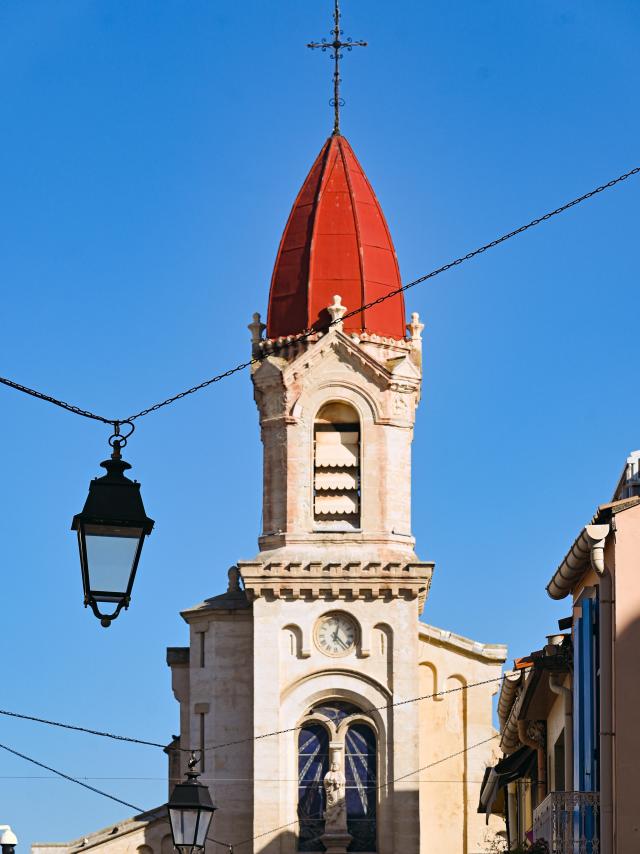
[71,423,154,627]
[167,754,217,854]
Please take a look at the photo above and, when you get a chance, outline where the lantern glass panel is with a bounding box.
[84,524,143,599]
[169,808,199,848]
[195,810,213,847]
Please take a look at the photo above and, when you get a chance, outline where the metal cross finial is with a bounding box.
[307,0,367,135]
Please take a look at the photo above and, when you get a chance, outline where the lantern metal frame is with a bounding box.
[71,423,154,627]
[167,753,217,854]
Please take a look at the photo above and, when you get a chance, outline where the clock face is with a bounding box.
[315,613,358,657]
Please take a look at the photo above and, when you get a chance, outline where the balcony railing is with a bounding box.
[533,791,600,854]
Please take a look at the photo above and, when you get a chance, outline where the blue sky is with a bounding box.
[1,0,639,846]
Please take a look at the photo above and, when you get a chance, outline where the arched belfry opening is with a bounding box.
[313,402,361,530]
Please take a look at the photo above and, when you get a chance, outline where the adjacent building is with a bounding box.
[479,451,640,854]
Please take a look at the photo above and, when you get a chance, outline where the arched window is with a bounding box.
[298,723,329,851]
[297,702,377,852]
[313,402,361,530]
[345,723,377,851]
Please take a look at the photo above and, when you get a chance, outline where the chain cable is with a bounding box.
[0,707,167,749]
[1,164,637,429]
[0,375,114,424]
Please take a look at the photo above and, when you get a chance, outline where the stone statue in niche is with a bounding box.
[323,761,347,831]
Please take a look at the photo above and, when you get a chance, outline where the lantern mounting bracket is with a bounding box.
[108,420,135,451]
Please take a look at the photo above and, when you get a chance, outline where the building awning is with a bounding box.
[478,747,535,820]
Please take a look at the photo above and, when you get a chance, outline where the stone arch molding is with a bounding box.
[290,380,380,426]
[281,671,391,852]
[281,668,392,707]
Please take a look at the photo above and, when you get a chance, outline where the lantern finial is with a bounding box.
[167,750,217,854]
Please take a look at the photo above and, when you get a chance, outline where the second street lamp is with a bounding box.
[71,423,154,627]
[167,753,217,854]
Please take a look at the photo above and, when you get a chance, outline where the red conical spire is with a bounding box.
[267,135,406,340]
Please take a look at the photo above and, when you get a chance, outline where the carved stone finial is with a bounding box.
[407,311,425,345]
[248,312,266,345]
[327,295,347,331]
[227,566,242,593]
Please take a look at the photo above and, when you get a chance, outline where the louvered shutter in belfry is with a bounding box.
[314,429,360,521]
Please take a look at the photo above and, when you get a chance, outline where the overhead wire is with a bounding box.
[0,670,528,849]
[1,163,638,429]
[230,734,501,849]
[0,673,507,756]
[199,673,506,753]
[0,775,486,783]
[223,673,529,848]
[0,741,145,813]
[0,733,498,851]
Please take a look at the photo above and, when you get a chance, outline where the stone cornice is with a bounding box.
[418,623,508,663]
[238,560,433,609]
[252,327,420,394]
[282,330,420,392]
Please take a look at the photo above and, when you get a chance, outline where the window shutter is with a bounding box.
[314,426,360,527]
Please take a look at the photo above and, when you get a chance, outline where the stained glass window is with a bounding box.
[298,723,329,851]
[345,723,377,852]
[297,704,377,852]
[311,701,360,725]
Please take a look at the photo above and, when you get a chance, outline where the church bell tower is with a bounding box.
[169,11,504,854]
[237,132,433,854]
[170,105,505,854]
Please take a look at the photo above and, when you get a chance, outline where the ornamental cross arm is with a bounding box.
[307,0,367,135]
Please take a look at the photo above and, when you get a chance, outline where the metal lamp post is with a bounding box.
[167,754,217,854]
[71,423,154,627]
